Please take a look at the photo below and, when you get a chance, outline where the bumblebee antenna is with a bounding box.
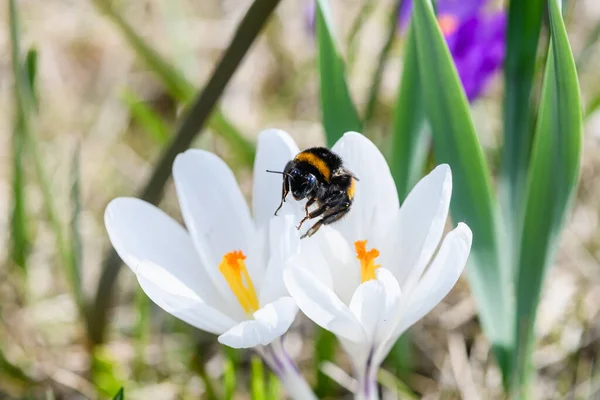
[266,170,284,174]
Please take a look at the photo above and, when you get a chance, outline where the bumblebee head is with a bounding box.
[288,168,317,200]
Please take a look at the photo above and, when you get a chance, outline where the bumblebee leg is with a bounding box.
[304,197,316,216]
[274,177,290,216]
[300,207,349,239]
[297,203,328,230]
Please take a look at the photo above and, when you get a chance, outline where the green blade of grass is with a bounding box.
[389,23,428,201]
[314,328,337,397]
[251,356,266,400]
[411,0,512,378]
[316,0,362,146]
[112,388,124,400]
[121,89,170,145]
[512,0,582,394]
[223,349,237,400]
[91,0,254,163]
[499,0,544,251]
[8,0,32,271]
[363,0,403,126]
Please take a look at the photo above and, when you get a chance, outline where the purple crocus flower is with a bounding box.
[399,0,506,102]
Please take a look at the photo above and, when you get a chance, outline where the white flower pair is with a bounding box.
[105,129,472,399]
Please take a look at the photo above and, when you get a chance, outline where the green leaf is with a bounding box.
[512,0,582,393]
[121,89,170,145]
[112,388,124,400]
[314,327,337,397]
[389,24,428,201]
[411,0,512,374]
[316,0,362,146]
[499,0,544,247]
[8,0,32,271]
[251,356,266,400]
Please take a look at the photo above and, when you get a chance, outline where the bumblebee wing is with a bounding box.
[336,167,359,181]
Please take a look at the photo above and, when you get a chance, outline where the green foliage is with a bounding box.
[512,0,582,394]
[315,0,362,146]
[251,356,266,400]
[112,388,124,400]
[389,24,428,201]
[8,0,32,271]
[500,0,545,248]
[410,0,512,373]
[121,89,170,145]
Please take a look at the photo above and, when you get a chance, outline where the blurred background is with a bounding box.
[1,0,600,398]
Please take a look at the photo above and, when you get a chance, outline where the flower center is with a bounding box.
[219,250,259,316]
[437,14,459,36]
[354,240,381,283]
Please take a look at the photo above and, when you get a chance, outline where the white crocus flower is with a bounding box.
[105,129,316,400]
[284,132,473,400]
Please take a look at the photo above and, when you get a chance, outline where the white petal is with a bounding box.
[218,297,298,348]
[395,223,472,337]
[391,164,452,291]
[104,197,224,309]
[259,215,302,305]
[284,267,366,343]
[252,129,300,227]
[349,269,403,348]
[349,280,383,344]
[331,132,399,242]
[373,268,403,344]
[296,234,334,291]
[173,150,256,306]
[137,268,236,335]
[316,226,359,304]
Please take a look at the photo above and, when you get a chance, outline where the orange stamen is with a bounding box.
[219,250,259,316]
[354,240,381,283]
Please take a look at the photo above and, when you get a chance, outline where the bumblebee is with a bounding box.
[269,147,358,238]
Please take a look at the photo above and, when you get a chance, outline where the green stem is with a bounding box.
[86,0,282,346]
[363,0,404,126]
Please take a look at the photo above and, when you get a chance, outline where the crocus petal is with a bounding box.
[349,280,383,344]
[252,129,301,227]
[104,197,225,310]
[259,215,302,305]
[312,226,357,304]
[390,164,452,291]
[349,269,403,364]
[395,223,472,338]
[173,150,256,306]
[218,297,298,348]
[284,267,366,343]
[331,132,399,242]
[137,268,236,335]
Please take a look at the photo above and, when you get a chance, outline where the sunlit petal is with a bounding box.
[218,297,298,348]
[284,267,366,343]
[137,269,236,335]
[173,150,256,305]
[392,164,452,290]
[253,129,301,226]
[105,197,225,310]
[331,132,399,242]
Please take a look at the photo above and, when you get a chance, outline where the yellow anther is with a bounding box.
[354,240,381,283]
[438,14,459,36]
[219,250,259,316]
